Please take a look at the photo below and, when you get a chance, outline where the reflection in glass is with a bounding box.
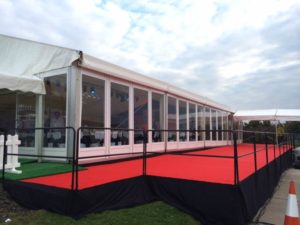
[197,105,204,140]
[168,97,177,141]
[111,83,129,146]
[134,88,148,144]
[211,109,217,140]
[205,107,211,140]
[189,103,196,141]
[179,101,187,141]
[17,94,36,147]
[44,75,66,148]
[81,75,105,147]
[152,93,164,142]
[218,111,223,140]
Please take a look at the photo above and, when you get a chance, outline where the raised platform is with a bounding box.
[3,144,293,225]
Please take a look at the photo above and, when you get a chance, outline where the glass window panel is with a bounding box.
[81,75,105,148]
[211,109,217,140]
[205,107,211,140]
[179,100,187,141]
[198,105,204,140]
[189,103,196,141]
[17,94,36,147]
[238,121,243,140]
[111,82,129,146]
[134,88,148,144]
[168,97,177,141]
[228,114,233,140]
[218,111,223,141]
[44,75,67,148]
[152,92,164,142]
[223,112,228,140]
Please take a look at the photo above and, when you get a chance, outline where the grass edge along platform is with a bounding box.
[1,161,85,181]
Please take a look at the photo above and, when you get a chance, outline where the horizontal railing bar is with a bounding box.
[6,153,73,160]
[77,151,157,160]
[237,147,270,158]
[173,153,234,159]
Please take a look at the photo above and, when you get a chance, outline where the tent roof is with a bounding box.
[0,34,80,94]
[0,34,232,112]
[234,109,300,121]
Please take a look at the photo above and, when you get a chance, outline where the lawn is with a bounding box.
[1,201,200,225]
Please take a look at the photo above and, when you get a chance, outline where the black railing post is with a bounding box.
[164,130,167,153]
[1,131,7,181]
[71,127,76,191]
[265,134,269,165]
[253,133,257,174]
[283,135,286,153]
[264,133,271,194]
[289,135,293,165]
[273,133,276,160]
[293,134,295,149]
[233,130,239,185]
[142,129,148,176]
[75,127,80,191]
[279,142,282,173]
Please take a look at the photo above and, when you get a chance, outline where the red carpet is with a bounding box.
[22,144,291,190]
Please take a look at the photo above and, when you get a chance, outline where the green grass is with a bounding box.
[3,201,200,225]
[1,161,85,180]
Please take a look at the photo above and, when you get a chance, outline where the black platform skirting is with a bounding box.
[3,151,292,225]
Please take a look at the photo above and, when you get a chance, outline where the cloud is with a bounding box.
[0,0,300,110]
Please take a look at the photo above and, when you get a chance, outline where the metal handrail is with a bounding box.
[1,126,296,192]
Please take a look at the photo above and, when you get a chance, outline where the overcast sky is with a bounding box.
[0,0,300,111]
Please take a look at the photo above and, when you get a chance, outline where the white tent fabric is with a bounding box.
[234,109,300,121]
[0,34,80,94]
[276,109,300,121]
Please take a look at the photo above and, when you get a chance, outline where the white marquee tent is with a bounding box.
[0,34,231,111]
[234,109,300,145]
[234,109,300,121]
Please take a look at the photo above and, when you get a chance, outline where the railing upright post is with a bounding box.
[279,142,282,173]
[164,130,167,153]
[265,134,269,165]
[71,128,76,191]
[253,133,257,174]
[283,135,286,153]
[1,131,7,181]
[273,133,276,160]
[233,130,239,185]
[143,129,147,176]
[289,135,293,165]
[75,128,80,191]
